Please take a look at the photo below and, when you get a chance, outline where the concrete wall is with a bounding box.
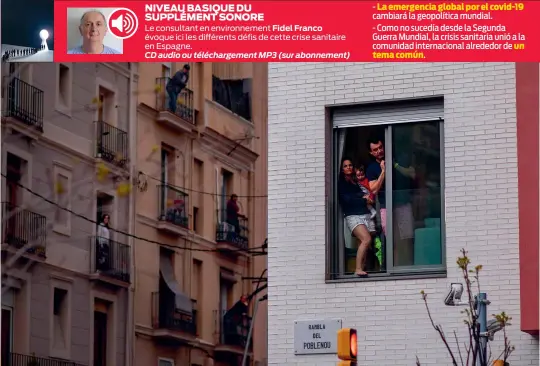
[134,62,268,366]
[1,61,133,365]
[267,62,539,365]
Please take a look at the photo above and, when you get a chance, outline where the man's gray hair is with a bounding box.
[79,9,107,28]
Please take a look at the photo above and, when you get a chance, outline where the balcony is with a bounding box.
[95,120,129,170]
[151,292,197,344]
[89,236,130,285]
[157,185,189,236]
[2,77,44,134]
[1,202,47,257]
[6,353,86,366]
[155,77,196,132]
[214,310,252,355]
[216,210,249,254]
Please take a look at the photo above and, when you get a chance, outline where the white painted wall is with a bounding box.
[267,62,539,365]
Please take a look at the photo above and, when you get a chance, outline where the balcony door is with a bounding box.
[5,153,23,242]
[1,307,12,366]
[93,309,108,366]
[8,63,21,113]
[160,148,169,212]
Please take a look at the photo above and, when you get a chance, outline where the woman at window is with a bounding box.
[338,158,374,277]
[96,214,111,272]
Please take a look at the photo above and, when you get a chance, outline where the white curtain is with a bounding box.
[337,129,354,249]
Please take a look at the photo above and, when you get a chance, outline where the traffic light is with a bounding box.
[337,328,357,366]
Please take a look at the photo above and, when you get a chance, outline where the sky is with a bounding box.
[2,0,55,50]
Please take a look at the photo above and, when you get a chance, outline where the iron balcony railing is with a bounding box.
[95,120,129,169]
[1,202,47,257]
[155,77,195,124]
[157,185,189,228]
[151,292,197,334]
[90,236,130,282]
[214,310,252,349]
[6,352,86,366]
[216,209,249,250]
[3,77,44,131]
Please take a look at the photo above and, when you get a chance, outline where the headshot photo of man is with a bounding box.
[67,9,122,54]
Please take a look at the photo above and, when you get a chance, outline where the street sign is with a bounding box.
[293,319,342,355]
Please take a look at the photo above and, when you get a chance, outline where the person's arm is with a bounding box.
[367,164,385,193]
[394,162,416,179]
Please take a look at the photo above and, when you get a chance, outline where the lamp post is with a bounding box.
[444,284,493,365]
[39,29,49,51]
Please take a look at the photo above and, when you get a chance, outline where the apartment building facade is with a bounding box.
[1,62,137,365]
[267,62,539,365]
[133,62,268,366]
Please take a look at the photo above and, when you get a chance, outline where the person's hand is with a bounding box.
[363,195,374,204]
[380,160,385,170]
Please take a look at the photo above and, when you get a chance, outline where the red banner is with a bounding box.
[54,1,540,62]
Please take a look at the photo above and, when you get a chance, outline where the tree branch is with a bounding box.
[421,291,459,366]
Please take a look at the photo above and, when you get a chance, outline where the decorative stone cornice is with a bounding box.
[199,127,259,171]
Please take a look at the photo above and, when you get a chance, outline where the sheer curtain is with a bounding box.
[337,129,353,249]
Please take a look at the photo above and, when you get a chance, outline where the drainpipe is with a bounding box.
[125,62,137,366]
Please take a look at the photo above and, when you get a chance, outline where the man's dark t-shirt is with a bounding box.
[366,156,414,208]
[167,71,189,91]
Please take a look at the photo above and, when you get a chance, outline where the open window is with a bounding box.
[329,98,445,279]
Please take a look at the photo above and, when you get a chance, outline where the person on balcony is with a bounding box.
[166,64,190,113]
[224,295,249,345]
[226,194,245,235]
[96,214,111,272]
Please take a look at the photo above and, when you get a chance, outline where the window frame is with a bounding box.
[95,78,119,127]
[49,278,73,359]
[52,161,72,236]
[91,293,117,366]
[327,110,447,282]
[55,63,73,116]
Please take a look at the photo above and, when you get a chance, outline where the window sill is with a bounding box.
[326,270,447,284]
[55,103,72,118]
[53,224,71,237]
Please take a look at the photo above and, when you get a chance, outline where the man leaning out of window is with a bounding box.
[68,10,121,54]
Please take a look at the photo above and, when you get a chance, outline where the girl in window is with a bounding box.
[338,158,374,277]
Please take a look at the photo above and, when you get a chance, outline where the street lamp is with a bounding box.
[39,29,49,51]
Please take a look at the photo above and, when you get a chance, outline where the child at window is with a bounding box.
[357,166,383,267]
[356,167,377,219]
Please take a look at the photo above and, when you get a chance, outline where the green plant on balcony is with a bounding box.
[34,245,46,256]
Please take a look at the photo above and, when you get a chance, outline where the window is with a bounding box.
[52,288,68,349]
[53,163,72,235]
[50,281,71,359]
[192,259,202,328]
[97,86,115,125]
[158,358,174,366]
[219,269,235,312]
[96,192,114,237]
[161,145,175,185]
[220,170,233,222]
[193,159,204,233]
[56,63,72,112]
[161,63,171,78]
[330,98,445,279]
[6,153,24,207]
[193,207,199,233]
